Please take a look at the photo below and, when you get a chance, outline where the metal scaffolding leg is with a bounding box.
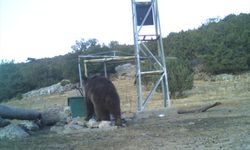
[131,0,170,112]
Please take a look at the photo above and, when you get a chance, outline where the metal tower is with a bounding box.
[131,0,170,112]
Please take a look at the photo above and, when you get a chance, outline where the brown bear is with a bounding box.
[84,75,122,126]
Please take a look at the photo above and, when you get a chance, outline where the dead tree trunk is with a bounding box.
[0,105,41,120]
[177,102,222,114]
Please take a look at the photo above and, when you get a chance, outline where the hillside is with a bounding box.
[164,13,250,74]
[1,13,249,101]
[4,72,250,115]
[1,72,250,149]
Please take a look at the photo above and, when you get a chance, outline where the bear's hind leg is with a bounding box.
[85,99,95,121]
[109,106,122,126]
[94,105,110,121]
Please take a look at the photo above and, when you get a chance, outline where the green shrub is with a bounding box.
[167,59,194,98]
[140,58,194,99]
[60,79,71,86]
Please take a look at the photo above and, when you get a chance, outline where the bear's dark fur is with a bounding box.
[84,76,122,126]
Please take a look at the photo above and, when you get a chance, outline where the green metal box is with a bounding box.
[67,96,87,118]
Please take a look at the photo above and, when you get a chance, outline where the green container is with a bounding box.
[67,96,87,118]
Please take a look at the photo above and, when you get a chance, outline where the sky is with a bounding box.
[0,0,249,62]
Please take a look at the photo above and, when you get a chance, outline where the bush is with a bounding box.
[0,62,27,101]
[140,58,194,99]
[167,59,194,98]
[60,79,71,86]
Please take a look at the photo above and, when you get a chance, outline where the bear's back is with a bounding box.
[85,76,119,102]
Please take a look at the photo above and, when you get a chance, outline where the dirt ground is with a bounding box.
[1,73,250,150]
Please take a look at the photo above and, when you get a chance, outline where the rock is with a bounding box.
[56,123,84,134]
[0,124,29,140]
[0,117,10,127]
[65,124,83,130]
[64,106,71,117]
[58,111,69,124]
[98,121,118,130]
[41,106,67,126]
[86,119,99,128]
[22,79,74,98]
[98,121,112,129]
[51,116,87,134]
[158,114,165,118]
[41,109,60,126]
[50,125,64,133]
[69,117,87,126]
[214,74,234,81]
[66,117,73,124]
[62,125,88,134]
[188,122,195,125]
[115,63,135,77]
[86,119,117,129]
[18,121,39,132]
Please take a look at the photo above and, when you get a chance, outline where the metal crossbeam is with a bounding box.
[131,0,170,112]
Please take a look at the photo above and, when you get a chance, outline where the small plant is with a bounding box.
[167,59,194,98]
[60,79,71,86]
[16,93,23,100]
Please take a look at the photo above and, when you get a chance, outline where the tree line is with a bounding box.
[164,13,250,74]
[0,13,249,101]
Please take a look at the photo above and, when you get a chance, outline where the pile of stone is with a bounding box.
[22,79,75,98]
[51,117,117,134]
[0,119,39,140]
[115,63,135,78]
[0,105,117,140]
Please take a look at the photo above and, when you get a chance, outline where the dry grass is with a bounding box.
[5,72,250,115]
[1,72,250,150]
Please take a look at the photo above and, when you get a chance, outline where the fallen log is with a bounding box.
[40,106,65,126]
[177,102,222,114]
[0,105,41,120]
